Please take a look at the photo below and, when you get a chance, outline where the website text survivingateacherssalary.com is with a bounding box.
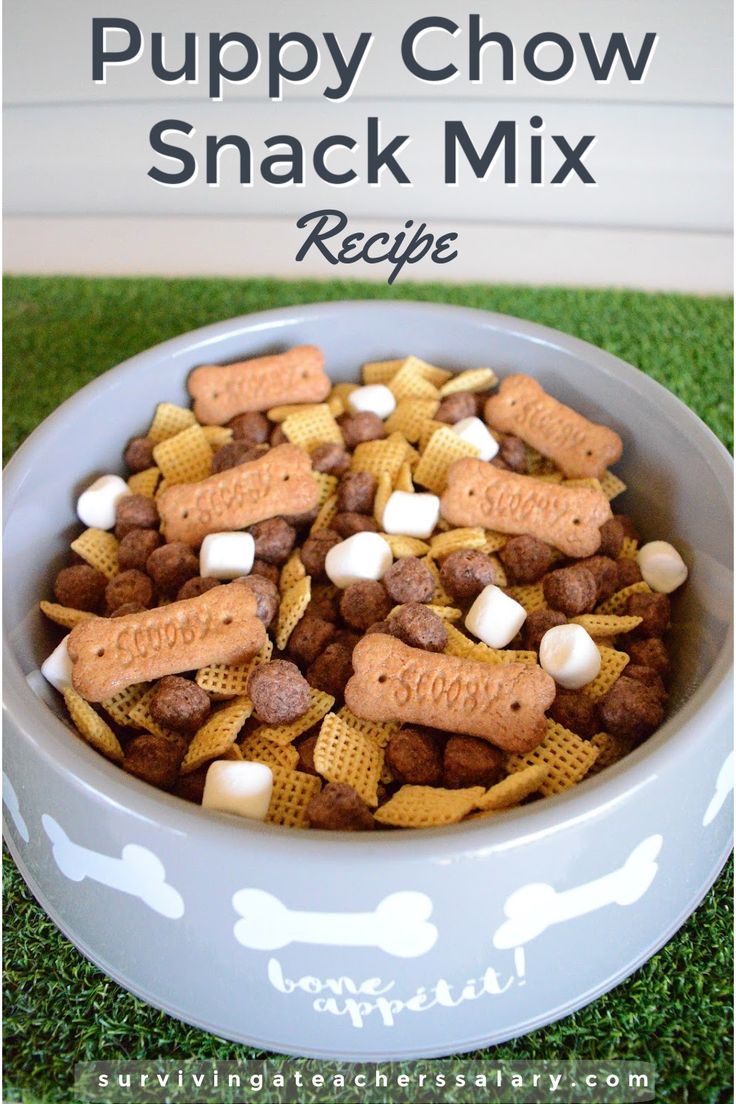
[93,16,658,280]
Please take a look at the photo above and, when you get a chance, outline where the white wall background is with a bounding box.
[3,1,733,290]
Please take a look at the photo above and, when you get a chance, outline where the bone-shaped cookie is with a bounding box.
[232,888,437,958]
[67,583,265,700]
[441,459,612,558]
[702,751,733,827]
[484,374,623,479]
[188,345,330,424]
[493,834,662,949]
[158,443,319,546]
[2,772,29,843]
[42,814,185,919]
[346,635,554,753]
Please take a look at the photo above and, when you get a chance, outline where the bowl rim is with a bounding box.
[3,298,733,858]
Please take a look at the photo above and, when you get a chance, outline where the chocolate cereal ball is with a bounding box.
[628,638,671,680]
[390,603,447,652]
[500,535,553,584]
[340,412,385,448]
[435,392,476,425]
[110,601,147,618]
[598,677,665,743]
[295,732,320,776]
[627,591,671,637]
[386,727,444,786]
[212,441,265,473]
[271,424,288,447]
[301,529,342,578]
[114,494,159,540]
[383,557,434,604]
[339,580,391,631]
[234,575,280,628]
[337,471,376,515]
[251,560,281,587]
[308,583,340,623]
[307,783,375,831]
[498,435,527,473]
[522,608,566,652]
[150,675,211,735]
[248,517,296,565]
[625,664,667,701]
[249,660,311,725]
[443,735,505,789]
[543,565,597,616]
[53,564,107,613]
[311,442,351,476]
[440,549,495,601]
[123,733,183,791]
[577,555,619,604]
[306,642,353,698]
[146,542,199,596]
[105,569,154,613]
[548,689,599,740]
[598,518,625,559]
[288,612,337,666]
[614,514,640,542]
[283,505,320,531]
[332,513,379,538]
[228,411,270,445]
[176,576,222,602]
[616,557,643,590]
[124,436,155,473]
[117,528,162,572]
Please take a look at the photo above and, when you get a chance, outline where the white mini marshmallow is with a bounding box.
[382,490,441,539]
[41,635,73,693]
[199,532,255,579]
[452,416,500,461]
[76,474,131,530]
[465,584,527,648]
[202,761,273,821]
[325,531,393,588]
[637,541,689,594]
[539,624,601,690]
[347,384,397,420]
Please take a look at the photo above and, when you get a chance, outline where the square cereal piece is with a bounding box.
[63,688,124,762]
[361,358,404,385]
[313,713,384,806]
[418,419,446,452]
[266,766,322,828]
[99,682,151,726]
[148,402,197,443]
[331,381,359,404]
[351,433,408,482]
[155,478,169,500]
[489,555,507,587]
[468,643,538,666]
[429,527,486,561]
[388,360,440,402]
[374,785,485,828]
[507,718,599,794]
[482,531,508,553]
[254,688,335,746]
[503,582,547,613]
[240,732,299,771]
[563,477,604,494]
[267,402,323,422]
[600,470,627,500]
[403,357,453,388]
[220,743,244,761]
[413,426,480,494]
[423,556,456,606]
[180,697,253,773]
[572,614,643,638]
[310,494,339,534]
[473,764,549,810]
[443,623,476,657]
[583,647,630,700]
[282,404,343,452]
[280,550,306,594]
[619,537,639,560]
[381,534,430,559]
[196,639,273,699]
[39,601,97,629]
[394,461,414,494]
[275,576,311,650]
[70,529,119,580]
[588,731,636,774]
[597,581,652,615]
[312,471,338,508]
[200,425,233,449]
[153,424,213,485]
[335,705,399,748]
[373,471,393,526]
[438,367,498,396]
[127,467,161,498]
[384,399,440,443]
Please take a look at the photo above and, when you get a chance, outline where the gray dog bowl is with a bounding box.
[3,301,733,1059]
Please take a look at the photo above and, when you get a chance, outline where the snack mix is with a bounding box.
[40,346,689,830]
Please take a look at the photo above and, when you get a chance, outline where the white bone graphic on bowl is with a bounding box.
[493,834,663,950]
[702,751,733,827]
[42,814,185,920]
[232,889,437,958]
[2,772,29,842]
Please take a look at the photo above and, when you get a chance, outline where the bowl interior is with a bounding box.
[3,301,733,824]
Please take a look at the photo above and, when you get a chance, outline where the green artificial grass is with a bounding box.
[2,276,733,1104]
